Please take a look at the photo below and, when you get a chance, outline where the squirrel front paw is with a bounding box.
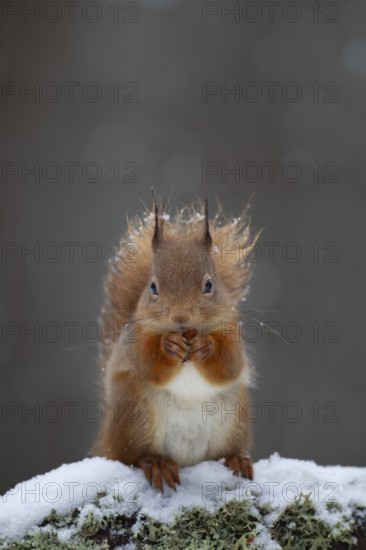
[224,456,254,480]
[188,333,214,362]
[138,455,180,493]
[161,330,214,363]
[161,333,190,362]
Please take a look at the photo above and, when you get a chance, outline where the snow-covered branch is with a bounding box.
[1,454,365,549]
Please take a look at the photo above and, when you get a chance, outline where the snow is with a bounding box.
[1,453,366,543]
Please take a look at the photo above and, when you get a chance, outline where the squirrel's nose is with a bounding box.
[170,309,190,326]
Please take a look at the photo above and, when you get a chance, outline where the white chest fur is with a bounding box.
[151,362,239,466]
[164,361,222,403]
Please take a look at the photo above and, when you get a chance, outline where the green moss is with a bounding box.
[326,501,343,513]
[1,492,364,550]
[0,531,108,550]
[80,511,105,537]
[137,500,259,549]
[39,508,80,529]
[271,494,354,550]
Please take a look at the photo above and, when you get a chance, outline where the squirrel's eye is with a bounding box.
[203,278,213,294]
[150,281,159,296]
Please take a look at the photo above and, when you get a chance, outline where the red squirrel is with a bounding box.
[93,198,255,491]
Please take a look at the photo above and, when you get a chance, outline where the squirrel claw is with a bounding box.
[161,333,189,363]
[224,456,254,480]
[138,455,180,492]
[189,334,214,362]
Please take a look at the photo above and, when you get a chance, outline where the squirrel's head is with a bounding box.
[135,198,237,332]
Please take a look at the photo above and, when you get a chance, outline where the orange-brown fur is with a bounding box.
[93,201,257,489]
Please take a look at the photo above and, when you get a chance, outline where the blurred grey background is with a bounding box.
[0,0,365,490]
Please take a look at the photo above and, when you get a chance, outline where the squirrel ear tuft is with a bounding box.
[203,194,212,247]
[151,189,163,251]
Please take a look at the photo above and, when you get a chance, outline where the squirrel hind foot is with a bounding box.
[138,455,180,493]
[224,456,254,480]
